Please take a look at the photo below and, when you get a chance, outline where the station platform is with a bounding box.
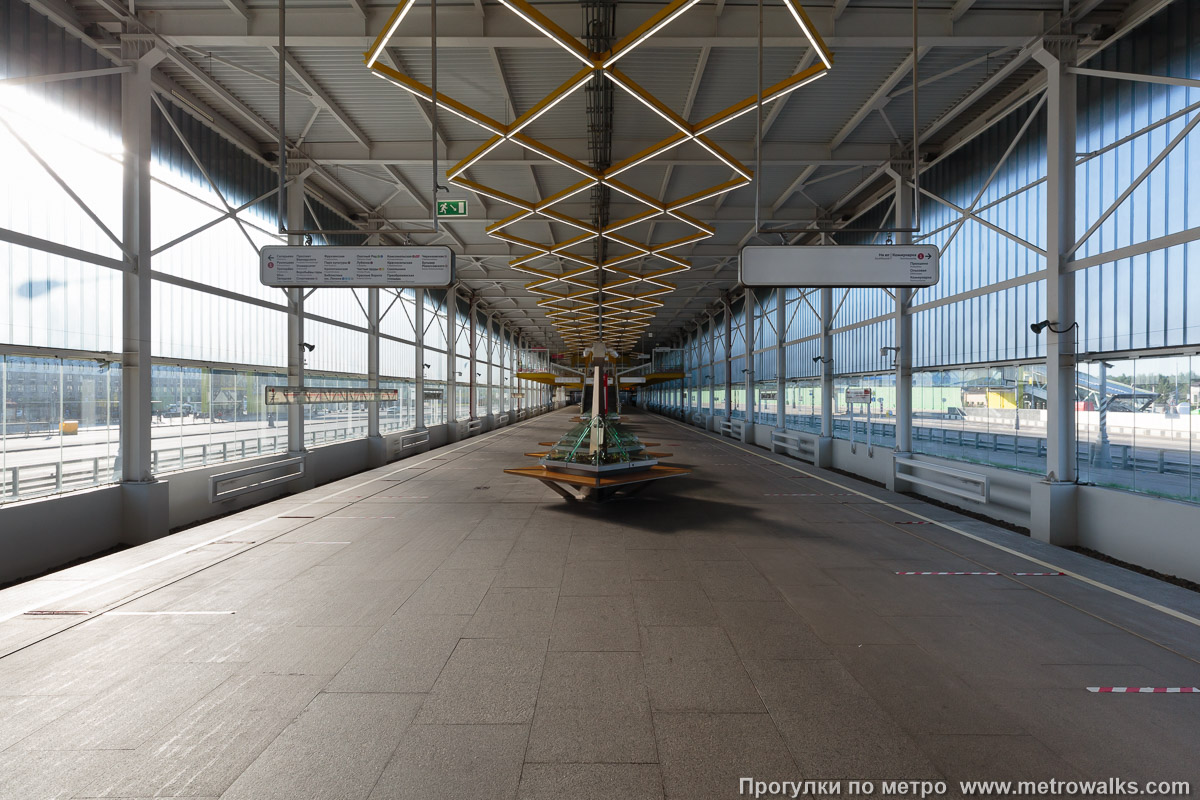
[1,408,1198,798]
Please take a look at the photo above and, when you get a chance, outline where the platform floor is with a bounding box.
[1,408,1199,799]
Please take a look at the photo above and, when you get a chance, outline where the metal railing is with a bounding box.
[1,424,371,503]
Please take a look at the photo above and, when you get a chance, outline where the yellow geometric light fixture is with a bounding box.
[365,0,833,352]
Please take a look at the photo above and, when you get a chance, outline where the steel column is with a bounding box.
[446,289,457,423]
[723,301,733,418]
[894,167,914,455]
[744,288,755,431]
[469,300,478,419]
[367,288,380,438]
[486,313,494,419]
[415,289,425,429]
[1032,39,1079,545]
[286,174,307,453]
[1038,40,1078,484]
[775,290,786,430]
[119,43,161,484]
[118,43,170,544]
[820,288,834,439]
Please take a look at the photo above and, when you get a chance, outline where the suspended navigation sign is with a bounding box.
[265,387,399,405]
[260,246,454,288]
[739,245,940,288]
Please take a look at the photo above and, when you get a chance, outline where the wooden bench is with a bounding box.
[504,464,690,501]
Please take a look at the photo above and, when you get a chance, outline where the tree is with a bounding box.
[1155,374,1174,404]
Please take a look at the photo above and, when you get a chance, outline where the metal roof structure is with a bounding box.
[27,0,1167,350]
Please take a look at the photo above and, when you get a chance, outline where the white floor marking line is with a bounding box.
[658,415,1200,631]
[0,413,548,625]
[896,571,1065,577]
[1088,686,1197,693]
[105,614,234,618]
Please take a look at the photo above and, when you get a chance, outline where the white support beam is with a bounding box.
[294,139,892,166]
[949,0,976,23]
[378,48,449,156]
[771,165,819,215]
[1068,66,1200,91]
[1068,225,1200,272]
[24,0,121,58]
[650,46,711,242]
[159,41,278,140]
[761,50,818,140]
[920,44,1037,145]
[720,49,817,217]
[830,47,930,152]
[135,6,1048,49]
[0,66,132,86]
[216,0,250,22]
[273,46,371,148]
[0,227,124,270]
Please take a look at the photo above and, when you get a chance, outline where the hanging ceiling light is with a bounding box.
[364,0,833,353]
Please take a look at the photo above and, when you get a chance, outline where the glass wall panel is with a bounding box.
[785,378,821,434]
[304,375,368,448]
[911,366,1046,473]
[149,364,290,474]
[1,356,121,502]
[1076,354,1198,501]
[753,381,777,426]
[380,378,416,433]
[425,380,447,426]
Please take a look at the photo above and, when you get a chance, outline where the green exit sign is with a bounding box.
[437,200,468,217]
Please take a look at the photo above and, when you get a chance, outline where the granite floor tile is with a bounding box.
[654,713,798,800]
[640,626,763,713]
[368,723,529,800]
[326,613,469,693]
[220,693,423,800]
[517,763,663,800]
[416,635,548,724]
[550,594,640,652]
[561,560,632,596]
[79,674,326,798]
[527,651,656,763]
[464,586,559,639]
[15,662,238,751]
[633,581,717,626]
[744,658,939,780]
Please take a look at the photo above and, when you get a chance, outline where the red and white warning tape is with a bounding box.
[896,571,1000,576]
[895,571,1065,576]
[1088,687,1198,693]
